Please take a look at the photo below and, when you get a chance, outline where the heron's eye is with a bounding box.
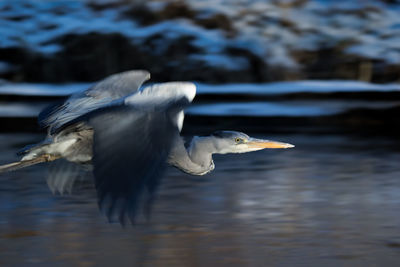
[235,138,242,143]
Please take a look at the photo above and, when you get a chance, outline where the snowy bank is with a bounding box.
[0,80,399,119]
[1,0,400,83]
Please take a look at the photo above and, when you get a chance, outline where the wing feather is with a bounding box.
[39,70,150,134]
[89,107,177,224]
[126,82,196,131]
[45,80,196,225]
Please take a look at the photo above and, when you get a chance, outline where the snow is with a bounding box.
[1,80,400,97]
[0,102,48,117]
[1,0,400,72]
[0,83,89,96]
[190,54,249,70]
[188,102,332,116]
[187,100,399,117]
[1,96,397,119]
[196,80,400,95]
[0,79,399,118]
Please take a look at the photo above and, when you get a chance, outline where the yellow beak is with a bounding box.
[247,138,295,149]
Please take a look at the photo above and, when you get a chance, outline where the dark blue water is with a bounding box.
[0,133,399,266]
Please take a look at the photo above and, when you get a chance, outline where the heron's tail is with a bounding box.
[0,154,60,174]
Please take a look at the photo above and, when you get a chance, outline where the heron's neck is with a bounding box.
[188,136,217,167]
[168,135,216,175]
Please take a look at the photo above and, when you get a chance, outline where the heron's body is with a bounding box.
[20,124,93,163]
[0,70,294,224]
[19,126,217,176]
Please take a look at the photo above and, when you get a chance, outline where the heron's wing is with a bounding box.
[89,107,178,224]
[39,70,150,134]
[87,81,195,224]
[46,81,196,224]
[47,159,92,195]
[126,82,196,131]
[47,123,94,194]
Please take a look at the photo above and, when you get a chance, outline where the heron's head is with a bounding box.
[211,131,294,154]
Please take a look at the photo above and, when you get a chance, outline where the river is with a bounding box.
[0,132,399,266]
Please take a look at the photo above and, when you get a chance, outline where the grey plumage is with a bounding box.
[39,70,150,134]
[87,90,190,223]
[0,70,294,225]
[90,107,177,223]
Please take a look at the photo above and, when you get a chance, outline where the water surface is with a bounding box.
[0,133,399,266]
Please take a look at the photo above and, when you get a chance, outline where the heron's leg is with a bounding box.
[43,154,61,162]
[0,154,61,173]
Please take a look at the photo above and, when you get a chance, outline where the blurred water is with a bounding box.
[0,133,399,266]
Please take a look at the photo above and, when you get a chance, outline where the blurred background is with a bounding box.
[0,0,400,266]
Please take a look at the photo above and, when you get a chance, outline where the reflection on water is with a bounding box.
[0,133,400,266]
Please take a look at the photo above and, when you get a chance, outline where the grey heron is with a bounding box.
[0,70,294,224]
